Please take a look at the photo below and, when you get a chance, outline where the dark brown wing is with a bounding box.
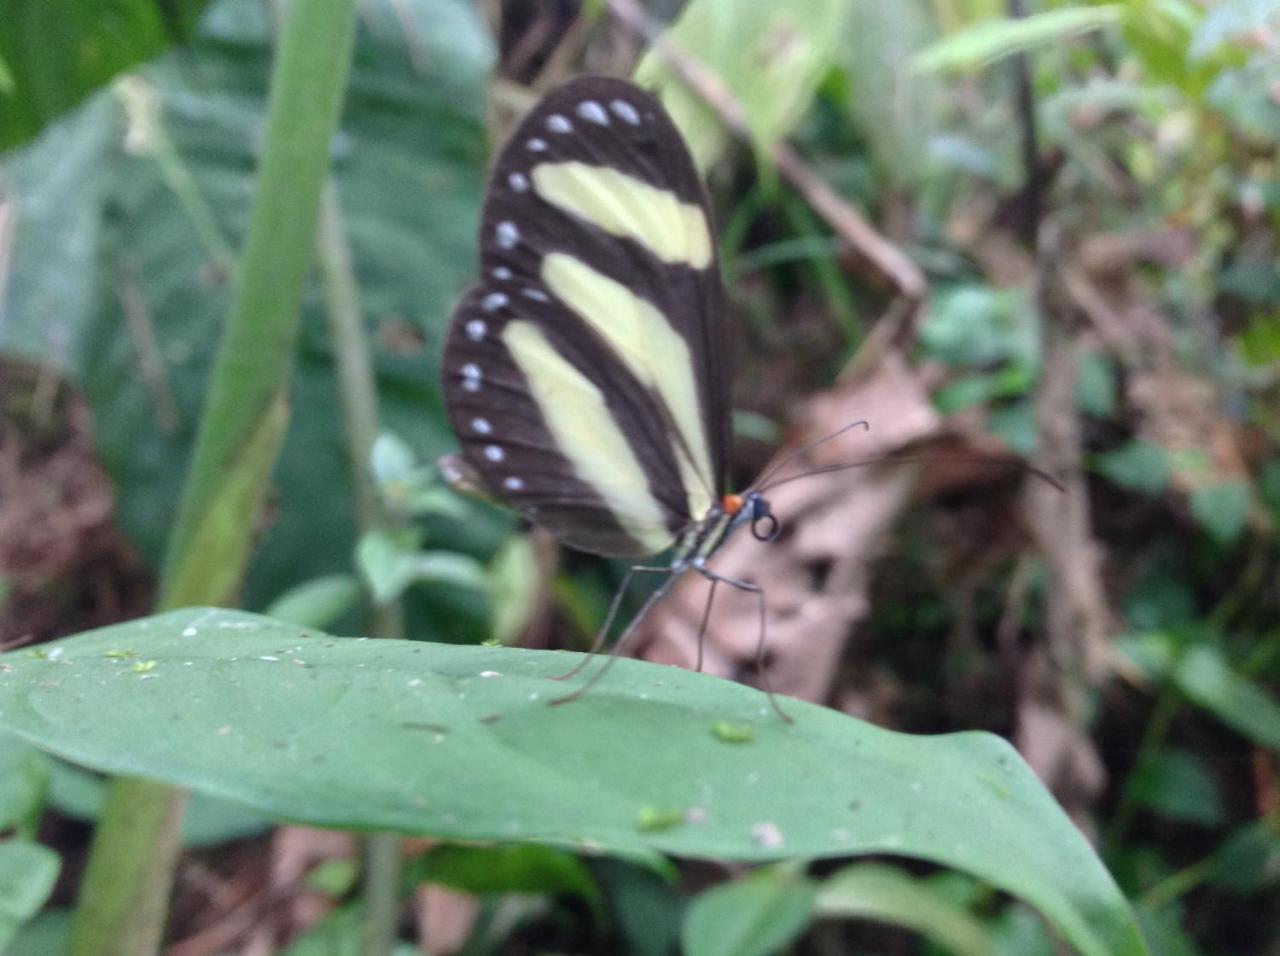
[441,76,729,558]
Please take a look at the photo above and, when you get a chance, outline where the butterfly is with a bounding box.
[441,76,837,717]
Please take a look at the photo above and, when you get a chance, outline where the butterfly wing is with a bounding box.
[442,77,729,558]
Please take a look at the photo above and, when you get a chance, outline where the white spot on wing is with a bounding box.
[465,319,486,341]
[522,288,550,303]
[484,445,504,462]
[495,221,519,249]
[482,292,508,311]
[472,417,492,435]
[546,114,572,133]
[527,137,547,152]
[610,99,641,125]
[503,476,524,491]
[577,100,608,125]
[508,172,529,193]
[493,266,512,280]
[461,363,482,392]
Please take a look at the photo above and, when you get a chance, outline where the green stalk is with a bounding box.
[68,3,359,953]
[314,181,405,955]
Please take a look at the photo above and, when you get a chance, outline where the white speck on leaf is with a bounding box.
[182,627,198,637]
[751,822,783,848]
[480,670,501,678]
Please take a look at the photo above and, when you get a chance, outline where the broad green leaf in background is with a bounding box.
[264,574,364,630]
[0,0,500,632]
[1126,749,1224,827]
[682,866,817,956]
[356,528,489,607]
[841,0,942,189]
[635,0,845,172]
[0,609,1150,956]
[913,5,1124,73]
[0,0,212,150]
[0,840,60,951]
[813,863,996,956]
[1119,632,1280,751]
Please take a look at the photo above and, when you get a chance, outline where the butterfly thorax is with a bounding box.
[671,490,774,571]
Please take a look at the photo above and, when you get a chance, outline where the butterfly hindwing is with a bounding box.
[442,77,729,558]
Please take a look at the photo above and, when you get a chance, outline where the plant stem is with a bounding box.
[68,2,359,953]
[315,178,407,955]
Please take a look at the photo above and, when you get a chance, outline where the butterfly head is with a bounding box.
[722,491,779,543]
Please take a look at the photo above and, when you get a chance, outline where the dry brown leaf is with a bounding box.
[640,350,940,704]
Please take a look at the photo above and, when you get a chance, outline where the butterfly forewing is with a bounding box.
[442,77,729,558]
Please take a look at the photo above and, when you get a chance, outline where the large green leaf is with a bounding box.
[0,0,211,150]
[0,609,1147,956]
[0,0,499,626]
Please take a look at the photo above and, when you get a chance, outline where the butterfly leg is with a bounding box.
[549,569,684,707]
[551,564,673,681]
[693,563,793,723]
[694,576,720,673]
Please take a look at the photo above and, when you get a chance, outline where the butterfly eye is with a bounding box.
[748,496,779,542]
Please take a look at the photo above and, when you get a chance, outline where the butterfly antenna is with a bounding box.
[749,419,871,491]
[758,455,1066,494]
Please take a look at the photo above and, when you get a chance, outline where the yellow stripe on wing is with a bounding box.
[502,320,676,554]
[541,253,715,525]
[531,162,712,268]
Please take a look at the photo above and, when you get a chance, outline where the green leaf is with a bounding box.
[0,840,60,951]
[0,733,47,838]
[682,867,817,956]
[0,609,1149,956]
[841,0,942,189]
[356,529,488,606]
[913,6,1124,73]
[409,843,599,906]
[1132,901,1204,956]
[2,909,73,956]
[1094,441,1170,495]
[991,904,1056,956]
[813,863,995,956]
[1126,749,1224,826]
[635,0,845,171]
[1241,313,1280,366]
[0,0,212,150]
[1118,633,1280,751]
[596,858,682,956]
[1212,821,1280,894]
[264,574,363,630]
[988,401,1038,457]
[1188,482,1251,544]
[1076,352,1117,418]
